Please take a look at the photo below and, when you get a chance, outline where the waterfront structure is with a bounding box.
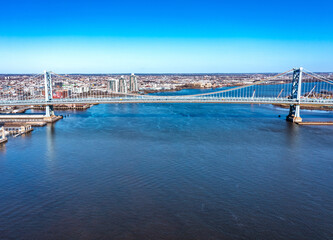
[3,124,33,136]
[0,127,7,143]
[118,76,127,93]
[108,79,119,93]
[0,68,333,123]
[0,127,4,138]
[129,73,138,92]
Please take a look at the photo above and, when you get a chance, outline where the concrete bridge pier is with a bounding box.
[0,127,8,144]
[45,105,55,117]
[287,104,302,123]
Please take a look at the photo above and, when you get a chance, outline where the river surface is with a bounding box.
[1,89,333,240]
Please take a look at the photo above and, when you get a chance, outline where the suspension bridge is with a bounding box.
[1,67,333,123]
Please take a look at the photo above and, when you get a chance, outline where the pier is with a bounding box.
[0,114,62,125]
[3,123,34,137]
[0,115,62,144]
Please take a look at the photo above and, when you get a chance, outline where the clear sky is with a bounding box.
[0,0,332,73]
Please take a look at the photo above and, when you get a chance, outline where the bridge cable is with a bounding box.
[303,69,333,84]
[182,69,294,97]
[303,72,333,86]
[50,69,294,99]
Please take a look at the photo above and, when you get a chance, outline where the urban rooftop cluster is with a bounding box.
[0,72,332,101]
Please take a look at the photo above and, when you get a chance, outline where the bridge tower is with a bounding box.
[286,67,303,123]
[44,70,54,117]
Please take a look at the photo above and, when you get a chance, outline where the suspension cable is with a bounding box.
[182,69,294,97]
[303,68,333,83]
[303,72,333,85]
[50,69,294,99]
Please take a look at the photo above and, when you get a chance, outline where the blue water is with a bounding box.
[0,98,333,239]
[150,82,333,99]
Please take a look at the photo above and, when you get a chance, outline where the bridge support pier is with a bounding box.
[0,127,7,144]
[0,127,6,139]
[287,104,302,123]
[45,105,55,117]
[286,67,303,123]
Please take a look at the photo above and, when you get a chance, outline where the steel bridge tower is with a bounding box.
[44,70,54,117]
[286,67,303,123]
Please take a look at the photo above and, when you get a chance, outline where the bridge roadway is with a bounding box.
[1,96,333,106]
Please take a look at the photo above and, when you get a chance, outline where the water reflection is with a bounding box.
[46,123,56,162]
[0,142,6,153]
[285,121,301,148]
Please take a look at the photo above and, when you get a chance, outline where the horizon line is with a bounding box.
[1,71,332,75]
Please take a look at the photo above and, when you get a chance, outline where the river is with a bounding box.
[0,89,333,239]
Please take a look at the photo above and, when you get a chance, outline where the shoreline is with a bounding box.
[273,104,333,111]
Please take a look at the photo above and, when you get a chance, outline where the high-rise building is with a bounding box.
[108,79,119,93]
[118,76,127,93]
[129,73,138,92]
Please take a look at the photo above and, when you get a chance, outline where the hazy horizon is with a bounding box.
[1,70,332,75]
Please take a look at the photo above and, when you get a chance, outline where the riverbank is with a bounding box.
[297,121,333,125]
[273,103,333,111]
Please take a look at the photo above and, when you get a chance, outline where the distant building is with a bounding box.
[118,76,127,93]
[129,73,138,92]
[108,79,119,93]
[53,90,70,99]
[72,86,89,94]
[54,82,63,89]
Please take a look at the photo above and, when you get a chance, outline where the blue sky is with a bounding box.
[0,0,332,73]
